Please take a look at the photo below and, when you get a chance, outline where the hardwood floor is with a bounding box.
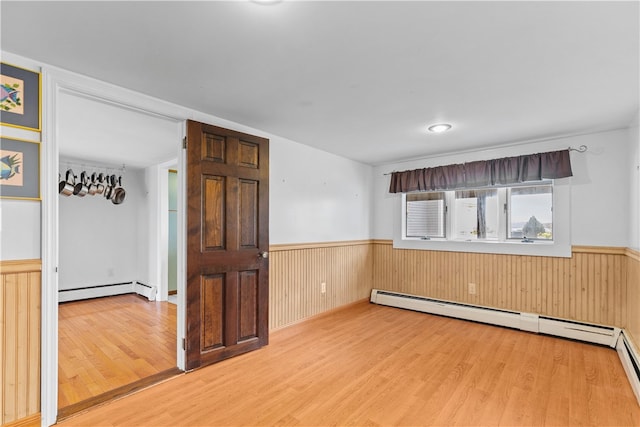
[58,294,177,409]
[58,300,640,426]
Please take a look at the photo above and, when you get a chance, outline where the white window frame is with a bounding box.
[404,192,447,239]
[394,178,571,258]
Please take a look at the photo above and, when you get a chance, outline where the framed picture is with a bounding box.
[0,136,40,200]
[1,62,41,132]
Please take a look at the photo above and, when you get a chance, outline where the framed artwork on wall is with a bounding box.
[0,136,40,200]
[0,62,41,132]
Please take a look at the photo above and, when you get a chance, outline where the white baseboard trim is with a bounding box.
[59,281,157,302]
[617,331,640,406]
[370,289,620,347]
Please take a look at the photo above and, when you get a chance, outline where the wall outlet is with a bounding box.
[321,282,326,294]
[468,282,477,295]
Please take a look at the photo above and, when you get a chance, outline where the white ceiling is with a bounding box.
[57,91,182,169]
[1,1,638,166]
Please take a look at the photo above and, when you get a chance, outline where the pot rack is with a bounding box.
[58,160,127,204]
[59,160,127,176]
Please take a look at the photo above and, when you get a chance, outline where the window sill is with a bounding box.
[393,237,570,258]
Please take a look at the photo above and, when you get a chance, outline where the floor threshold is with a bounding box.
[57,367,183,422]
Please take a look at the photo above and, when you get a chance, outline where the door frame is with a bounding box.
[41,67,187,426]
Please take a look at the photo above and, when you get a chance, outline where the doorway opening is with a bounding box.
[52,87,185,420]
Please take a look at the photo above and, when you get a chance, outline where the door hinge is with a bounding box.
[182,338,186,350]
[182,137,187,149]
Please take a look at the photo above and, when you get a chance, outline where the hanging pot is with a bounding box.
[103,174,115,199]
[73,172,89,197]
[110,175,125,205]
[59,169,75,196]
[87,172,98,195]
[95,173,105,194]
[111,186,126,205]
[104,184,114,200]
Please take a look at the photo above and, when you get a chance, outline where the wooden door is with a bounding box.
[185,120,269,371]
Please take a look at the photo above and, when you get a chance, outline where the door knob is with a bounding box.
[258,251,269,259]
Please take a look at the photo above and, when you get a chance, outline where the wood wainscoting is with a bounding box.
[269,241,373,330]
[372,241,632,328]
[626,248,640,353]
[0,259,41,426]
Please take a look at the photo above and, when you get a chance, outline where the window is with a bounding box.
[406,192,445,238]
[404,182,553,244]
[453,189,498,240]
[508,185,553,240]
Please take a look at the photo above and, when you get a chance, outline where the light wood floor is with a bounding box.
[59,300,640,426]
[58,294,177,409]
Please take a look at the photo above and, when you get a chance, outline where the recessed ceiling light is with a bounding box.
[427,123,452,133]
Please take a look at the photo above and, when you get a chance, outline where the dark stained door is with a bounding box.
[185,120,269,371]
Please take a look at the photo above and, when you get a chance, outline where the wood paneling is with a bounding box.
[57,301,640,427]
[269,242,372,330]
[371,241,630,327]
[626,248,640,352]
[0,259,41,426]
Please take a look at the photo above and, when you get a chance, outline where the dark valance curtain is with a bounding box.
[389,149,572,193]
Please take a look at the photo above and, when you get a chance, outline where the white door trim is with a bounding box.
[41,65,187,426]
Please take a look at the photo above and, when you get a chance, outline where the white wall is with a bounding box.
[0,200,40,260]
[270,138,373,244]
[0,54,42,262]
[58,168,148,289]
[142,161,178,301]
[372,128,632,248]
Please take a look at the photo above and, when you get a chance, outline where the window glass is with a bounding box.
[508,185,553,240]
[406,192,446,238]
[454,189,498,240]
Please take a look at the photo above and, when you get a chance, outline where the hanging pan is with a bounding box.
[59,169,75,196]
[95,173,105,195]
[87,173,98,195]
[111,175,126,205]
[73,172,89,197]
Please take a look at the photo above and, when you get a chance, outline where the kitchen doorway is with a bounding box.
[51,84,186,420]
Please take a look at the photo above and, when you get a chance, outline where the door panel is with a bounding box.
[238,140,260,168]
[186,120,269,371]
[202,176,225,251]
[238,270,258,341]
[201,274,225,351]
[239,179,258,248]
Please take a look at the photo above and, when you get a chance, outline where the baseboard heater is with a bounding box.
[59,281,157,303]
[370,289,620,347]
[617,330,640,404]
